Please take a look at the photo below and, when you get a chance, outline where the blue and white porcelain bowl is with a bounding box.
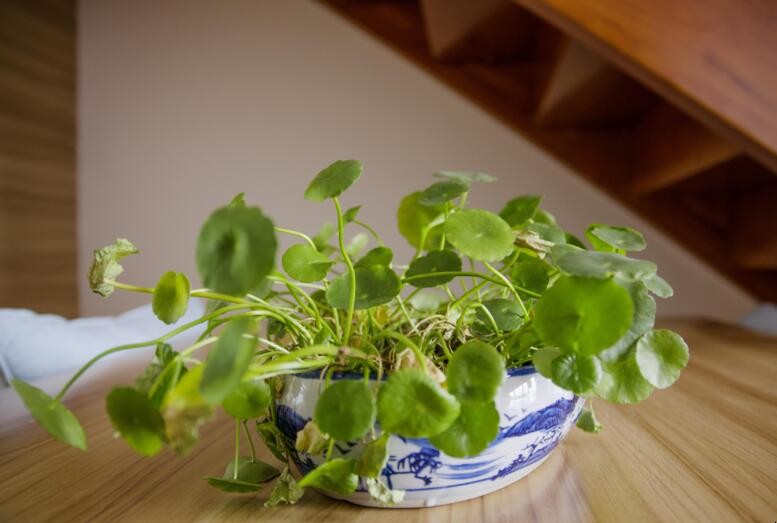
[276,367,583,508]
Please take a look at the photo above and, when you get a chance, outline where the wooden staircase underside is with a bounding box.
[318,0,777,302]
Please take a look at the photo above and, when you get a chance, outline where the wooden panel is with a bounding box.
[630,103,739,194]
[317,0,777,302]
[0,0,77,316]
[513,0,777,173]
[420,0,538,63]
[0,320,775,521]
[535,39,655,128]
[732,187,777,270]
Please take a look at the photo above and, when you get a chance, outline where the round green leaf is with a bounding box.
[419,180,469,206]
[408,288,445,312]
[314,380,376,441]
[207,457,280,493]
[11,379,86,450]
[598,281,656,362]
[200,318,256,404]
[429,400,499,458]
[635,329,689,389]
[282,244,333,283]
[446,340,505,402]
[553,249,657,281]
[644,273,673,298]
[222,379,272,419]
[326,265,401,310]
[377,369,460,438]
[298,458,359,495]
[511,256,549,296]
[106,387,165,456]
[534,276,634,356]
[551,354,602,394]
[397,191,444,249]
[152,271,190,325]
[499,195,541,227]
[527,222,566,245]
[304,160,362,201]
[196,206,276,295]
[476,299,523,332]
[533,208,557,225]
[595,348,654,404]
[445,209,514,262]
[405,250,462,287]
[346,232,369,257]
[434,171,497,183]
[586,224,646,252]
[532,347,563,379]
[355,246,393,268]
[161,365,213,454]
[357,433,390,478]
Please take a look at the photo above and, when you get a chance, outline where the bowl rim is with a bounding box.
[289,365,537,381]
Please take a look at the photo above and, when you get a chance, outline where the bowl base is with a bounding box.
[320,455,550,509]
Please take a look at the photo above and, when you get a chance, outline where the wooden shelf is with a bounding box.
[318,0,777,302]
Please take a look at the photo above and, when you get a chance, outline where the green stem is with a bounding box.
[394,295,417,332]
[233,419,241,480]
[439,202,449,250]
[353,219,384,245]
[55,303,255,401]
[275,226,316,249]
[243,421,257,462]
[111,280,251,306]
[334,197,357,345]
[484,261,529,317]
[474,303,501,334]
[325,438,335,462]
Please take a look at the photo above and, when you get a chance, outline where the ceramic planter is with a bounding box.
[276,367,583,508]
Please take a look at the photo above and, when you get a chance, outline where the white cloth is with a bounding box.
[0,299,206,384]
[739,303,777,335]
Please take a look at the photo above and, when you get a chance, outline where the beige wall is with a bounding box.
[78,0,755,320]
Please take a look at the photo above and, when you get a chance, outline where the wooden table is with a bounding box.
[1,319,775,522]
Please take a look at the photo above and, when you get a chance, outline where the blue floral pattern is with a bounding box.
[276,394,583,492]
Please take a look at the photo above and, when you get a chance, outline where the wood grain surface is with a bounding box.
[0,0,77,317]
[513,0,777,173]
[0,319,775,522]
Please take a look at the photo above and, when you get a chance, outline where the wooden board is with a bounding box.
[0,0,77,317]
[514,0,777,173]
[1,319,775,522]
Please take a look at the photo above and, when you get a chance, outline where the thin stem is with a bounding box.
[334,197,357,344]
[111,280,252,306]
[325,438,335,462]
[275,226,316,249]
[353,219,383,245]
[439,202,449,250]
[243,421,257,461]
[233,419,241,480]
[484,261,529,317]
[55,303,255,400]
[394,295,417,332]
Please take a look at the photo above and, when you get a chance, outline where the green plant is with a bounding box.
[12,160,689,506]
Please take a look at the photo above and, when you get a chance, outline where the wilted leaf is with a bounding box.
[88,238,139,297]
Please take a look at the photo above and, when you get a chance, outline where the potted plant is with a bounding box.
[12,160,689,508]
